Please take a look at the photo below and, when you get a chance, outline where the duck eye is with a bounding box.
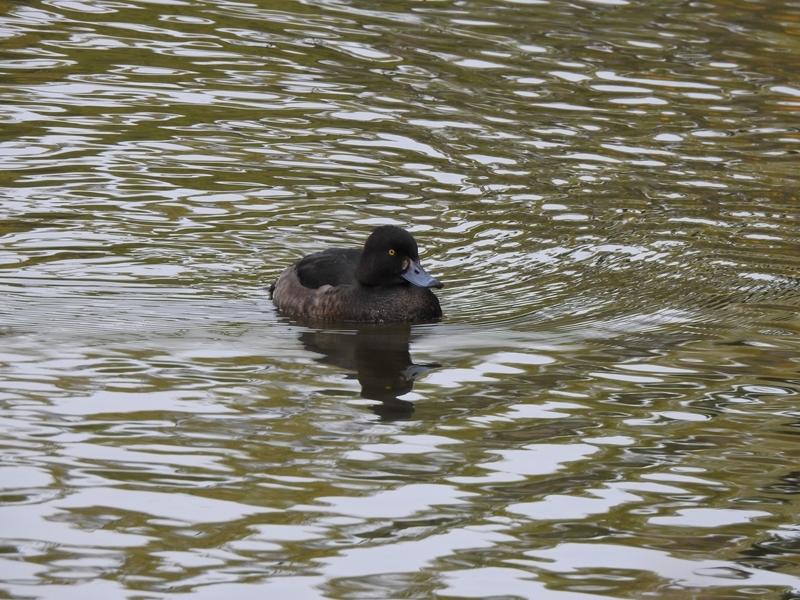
[388,249,395,256]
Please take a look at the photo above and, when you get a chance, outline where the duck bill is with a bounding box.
[402,260,443,289]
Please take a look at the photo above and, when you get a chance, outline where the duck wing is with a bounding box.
[295,248,361,289]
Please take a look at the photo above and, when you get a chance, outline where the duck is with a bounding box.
[270,225,443,323]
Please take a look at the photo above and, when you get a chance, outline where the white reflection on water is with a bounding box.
[1,502,150,548]
[650,507,771,528]
[442,567,601,600]
[315,525,512,579]
[508,480,685,520]
[525,543,800,590]
[476,443,598,478]
[292,483,474,519]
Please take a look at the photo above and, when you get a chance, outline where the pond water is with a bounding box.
[2,0,800,598]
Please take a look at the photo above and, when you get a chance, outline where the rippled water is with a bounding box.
[3,0,800,598]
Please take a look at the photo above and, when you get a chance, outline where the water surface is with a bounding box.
[2,0,800,598]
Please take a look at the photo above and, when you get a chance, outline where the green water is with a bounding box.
[2,0,800,598]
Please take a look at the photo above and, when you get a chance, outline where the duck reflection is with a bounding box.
[298,324,438,419]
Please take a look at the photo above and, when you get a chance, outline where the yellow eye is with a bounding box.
[388,249,395,256]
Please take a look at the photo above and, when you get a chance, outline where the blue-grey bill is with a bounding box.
[402,260,444,289]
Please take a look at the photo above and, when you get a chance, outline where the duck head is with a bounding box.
[355,225,443,289]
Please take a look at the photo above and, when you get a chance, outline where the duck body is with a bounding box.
[270,226,443,323]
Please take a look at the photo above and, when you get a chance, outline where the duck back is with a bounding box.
[295,248,360,289]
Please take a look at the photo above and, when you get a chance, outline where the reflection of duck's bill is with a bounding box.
[402,260,444,289]
[401,362,440,382]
